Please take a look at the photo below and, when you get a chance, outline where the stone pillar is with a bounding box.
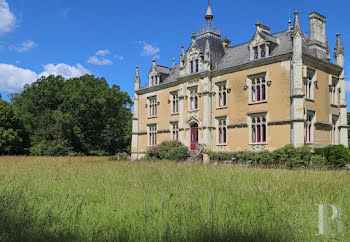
[202,75,213,150]
[334,34,348,147]
[290,11,305,147]
[131,67,141,160]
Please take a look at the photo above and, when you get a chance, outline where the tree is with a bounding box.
[0,100,28,155]
[348,112,350,147]
[11,75,132,156]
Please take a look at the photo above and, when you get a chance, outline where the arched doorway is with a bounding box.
[190,123,199,151]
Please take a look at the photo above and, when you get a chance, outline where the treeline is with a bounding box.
[0,75,132,156]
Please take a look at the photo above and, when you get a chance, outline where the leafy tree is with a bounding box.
[348,112,350,147]
[0,100,28,154]
[11,75,132,156]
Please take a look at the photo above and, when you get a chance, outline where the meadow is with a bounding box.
[0,157,348,241]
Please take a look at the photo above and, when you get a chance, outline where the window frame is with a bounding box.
[171,122,179,141]
[189,87,199,111]
[171,92,179,114]
[148,96,158,118]
[217,118,227,145]
[249,73,267,104]
[305,111,315,144]
[331,115,339,145]
[148,124,157,147]
[250,115,267,144]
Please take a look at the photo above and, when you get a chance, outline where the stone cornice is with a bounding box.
[302,53,343,73]
[268,119,291,125]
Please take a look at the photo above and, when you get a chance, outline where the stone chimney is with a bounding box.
[308,12,328,60]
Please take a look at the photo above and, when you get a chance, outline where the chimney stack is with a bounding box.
[308,12,328,60]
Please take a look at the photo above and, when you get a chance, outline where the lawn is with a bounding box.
[0,157,348,241]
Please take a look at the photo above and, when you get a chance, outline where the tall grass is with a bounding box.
[0,157,348,241]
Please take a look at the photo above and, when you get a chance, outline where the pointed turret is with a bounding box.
[180,45,185,68]
[205,0,213,21]
[134,66,140,91]
[334,33,344,65]
[152,57,156,67]
[293,10,302,36]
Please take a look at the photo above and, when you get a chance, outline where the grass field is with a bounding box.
[0,157,349,241]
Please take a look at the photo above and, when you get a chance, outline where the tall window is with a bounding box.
[190,61,194,73]
[149,125,157,146]
[195,59,199,72]
[151,76,154,86]
[253,46,258,59]
[148,97,157,117]
[190,89,199,110]
[218,119,227,144]
[305,112,314,144]
[251,115,267,143]
[331,116,338,144]
[172,123,179,141]
[218,83,227,108]
[172,92,179,114]
[305,69,315,99]
[260,45,266,58]
[330,77,339,105]
[251,75,266,103]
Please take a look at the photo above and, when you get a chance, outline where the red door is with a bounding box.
[190,123,198,150]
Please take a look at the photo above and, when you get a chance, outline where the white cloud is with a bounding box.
[345,81,350,93]
[87,56,113,65]
[96,49,111,56]
[39,63,90,79]
[114,54,124,61]
[0,63,90,92]
[139,41,160,56]
[9,40,37,53]
[0,0,16,35]
[87,50,114,65]
[0,64,37,92]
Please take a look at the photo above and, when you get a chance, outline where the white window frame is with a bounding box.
[249,114,267,144]
[216,117,227,145]
[171,122,179,141]
[305,111,315,144]
[148,124,157,147]
[171,91,179,114]
[331,115,339,145]
[305,68,316,100]
[216,81,227,109]
[148,96,157,118]
[248,73,267,104]
[330,77,339,106]
[188,87,199,111]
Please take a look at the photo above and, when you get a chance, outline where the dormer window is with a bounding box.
[195,59,199,72]
[253,47,258,59]
[190,61,194,73]
[260,45,266,58]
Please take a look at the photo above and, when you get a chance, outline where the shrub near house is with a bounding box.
[209,145,350,169]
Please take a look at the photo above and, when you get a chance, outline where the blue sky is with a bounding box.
[0,0,349,110]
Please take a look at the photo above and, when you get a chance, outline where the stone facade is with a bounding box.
[131,5,348,160]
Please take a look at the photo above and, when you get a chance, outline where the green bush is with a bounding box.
[309,155,327,169]
[208,151,235,161]
[314,145,349,168]
[146,141,189,161]
[255,150,274,165]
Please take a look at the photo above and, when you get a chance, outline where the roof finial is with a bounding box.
[205,0,213,21]
[334,33,344,58]
[288,9,292,29]
[172,57,175,66]
[293,10,302,36]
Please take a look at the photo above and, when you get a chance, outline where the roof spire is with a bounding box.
[205,0,213,21]
[134,66,140,91]
[334,33,344,58]
[293,10,302,36]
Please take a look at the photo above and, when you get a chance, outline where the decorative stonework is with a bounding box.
[250,144,267,151]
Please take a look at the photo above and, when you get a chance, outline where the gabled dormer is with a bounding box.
[148,58,170,86]
[249,20,278,61]
[180,33,206,76]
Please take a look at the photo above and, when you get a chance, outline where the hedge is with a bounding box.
[209,145,349,169]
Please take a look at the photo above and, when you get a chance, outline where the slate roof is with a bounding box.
[216,30,292,70]
[138,28,332,91]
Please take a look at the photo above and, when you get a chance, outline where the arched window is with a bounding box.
[251,76,266,103]
[218,119,227,144]
[251,115,267,143]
